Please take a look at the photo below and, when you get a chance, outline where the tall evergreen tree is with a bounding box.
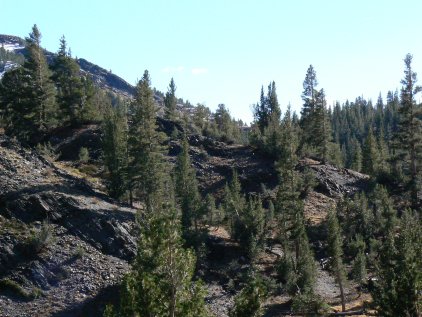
[393,53,422,208]
[102,100,128,199]
[51,36,85,126]
[25,24,57,133]
[164,77,177,121]
[253,86,269,134]
[275,108,316,295]
[327,210,347,312]
[313,88,331,163]
[174,135,201,239]
[371,210,422,316]
[127,70,164,209]
[114,205,209,317]
[362,127,379,177]
[267,81,281,120]
[300,65,318,150]
[228,273,268,317]
[349,138,362,172]
[0,25,56,143]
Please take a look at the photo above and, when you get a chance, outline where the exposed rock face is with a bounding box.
[0,135,137,317]
[300,159,370,198]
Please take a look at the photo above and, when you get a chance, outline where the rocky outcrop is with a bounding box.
[0,135,137,317]
[300,159,370,197]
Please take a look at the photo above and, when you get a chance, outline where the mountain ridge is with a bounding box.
[0,34,135,98]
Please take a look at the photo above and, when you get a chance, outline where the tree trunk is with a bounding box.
[337,269,346,312]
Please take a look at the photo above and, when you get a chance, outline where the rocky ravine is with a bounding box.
[0,135,137,317]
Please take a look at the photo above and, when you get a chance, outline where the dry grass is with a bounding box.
[53,161,104,190]
[331,293,374,316]
[304,191,336,225]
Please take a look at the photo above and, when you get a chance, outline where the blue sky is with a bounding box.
[2,0,422,123]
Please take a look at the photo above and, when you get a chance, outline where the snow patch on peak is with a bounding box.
[1,43,24,52]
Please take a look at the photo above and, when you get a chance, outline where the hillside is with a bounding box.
[0,134,137,316]
[1,24,420,317]
[0,125,371,316]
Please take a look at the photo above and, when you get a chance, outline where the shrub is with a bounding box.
[27,221,54,254]
[0,279,28,298]
[291,292,330,316]
[78,147,90,163]
[36,142,58,161]
[228,274,268,317]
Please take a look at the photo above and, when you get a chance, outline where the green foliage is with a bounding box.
[349,138,362,172]
[0,25,57,143]
[301,166,317,197]
[36,142,58,162]
[127,70,165,209]
[0,46,25,66]
[351,238,367,288]
[274,123,317,296]
[392,53,422,208]
[78,147,90,163]
[103,304,115,317]
[26,220,54,254]
[0,279,43,301]
[228,274,268,317]
[0,279,29,299]
[51,36,90,126]
[117,207,209,317]
[223,170,266,259]
[102,101,128,199]
[291,292,330,316]
[174,135,201,240]
[361,127,379,177]
[371,210,422,316]
[251,82,283,158]
[327,209,347,312]
[164,77,177,121]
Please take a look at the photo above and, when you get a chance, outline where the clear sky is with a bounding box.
[2,0,422,123]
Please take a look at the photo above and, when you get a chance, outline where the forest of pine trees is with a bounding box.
[0,25,421,316]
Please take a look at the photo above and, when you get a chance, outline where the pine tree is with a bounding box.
[174,134,201,239]
[274,108,317,295]
[251,82,282,156]
[350,138,362,172]
[25,24,57,134]
[115,205,209,317]
[253,86,269,134]
[164,78,177,121]
[102,100,128,199]
[263,82,282,158]
[224,169,245,239]
[0,67,33,141]
[224,169,268,260]
[371,210,422,316]
[242,196,266,260]
[228,273,268,317]
[361,127,379,177]
[51,36,85,126]
[300,65,318,151]
[127,70,164,209]
[267,81,281,120]
[327,210,347,312]
[393,53,422,209]
[351,235,366,296]
[313,88,331,163]
[0,25,56,143]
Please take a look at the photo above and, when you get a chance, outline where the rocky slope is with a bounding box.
[0,135,137,317]
[0,127,371,316]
